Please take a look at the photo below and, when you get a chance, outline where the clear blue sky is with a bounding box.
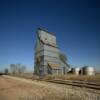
[0,0,100,71]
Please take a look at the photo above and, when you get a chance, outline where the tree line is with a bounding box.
[4,64,26,75]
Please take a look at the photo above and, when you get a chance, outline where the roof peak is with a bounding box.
[37,27,55,36]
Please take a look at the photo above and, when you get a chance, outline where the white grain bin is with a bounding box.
[72,67,80,75]
[82,66,95,76]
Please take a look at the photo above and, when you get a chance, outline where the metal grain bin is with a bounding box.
[82,66,95,76]
[72,67,80,75]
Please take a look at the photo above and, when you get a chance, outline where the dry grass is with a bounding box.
[44,74,100,82]
[9,73,39,80]
[10,73,100,83]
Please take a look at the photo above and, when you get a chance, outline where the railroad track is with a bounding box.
[45,79,100,90]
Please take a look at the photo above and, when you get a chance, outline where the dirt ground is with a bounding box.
[0,75,100,100]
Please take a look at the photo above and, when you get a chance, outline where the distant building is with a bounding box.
[34,28,69,76]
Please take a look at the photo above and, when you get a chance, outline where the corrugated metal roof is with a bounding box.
[48,62,60,69]
[37,27,55,36]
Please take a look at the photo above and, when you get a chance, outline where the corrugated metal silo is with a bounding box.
[72,67,80,75]
[82,66,95,75]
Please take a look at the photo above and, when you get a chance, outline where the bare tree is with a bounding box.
[4,68,9,74]
[10,64,16,74]
[59,53,68,65]
[10,64,26,74]
[18,65,26,74]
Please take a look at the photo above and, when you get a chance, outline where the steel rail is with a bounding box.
[45,79,100,90]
